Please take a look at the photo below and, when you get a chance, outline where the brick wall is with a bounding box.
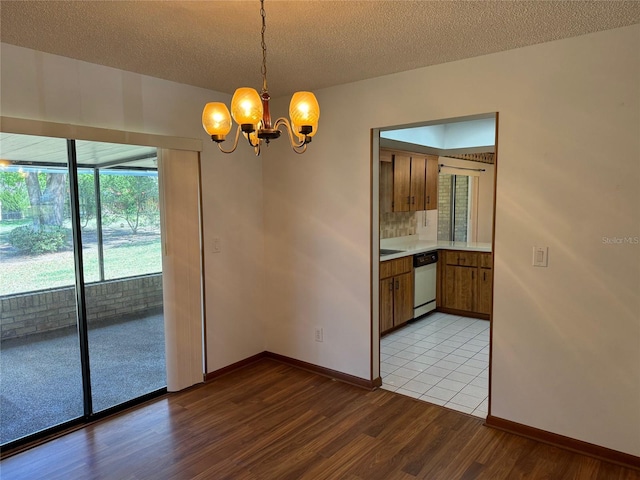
[0,274,163,340]
[438,174,452,240]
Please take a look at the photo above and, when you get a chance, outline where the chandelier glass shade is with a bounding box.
[202,0,319,155]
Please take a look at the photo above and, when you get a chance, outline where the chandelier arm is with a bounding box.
[273,117,308,149]
[216,125,242,154]
[292,143,308,155]
[246,134,260,148]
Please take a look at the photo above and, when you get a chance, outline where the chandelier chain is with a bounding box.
[260,0,268,94]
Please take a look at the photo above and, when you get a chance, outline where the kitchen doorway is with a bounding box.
[372,113,498,417]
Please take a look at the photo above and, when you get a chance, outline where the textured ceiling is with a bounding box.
[1,1,639,98]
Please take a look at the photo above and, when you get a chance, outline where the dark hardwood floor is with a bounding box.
[1,359,638,480]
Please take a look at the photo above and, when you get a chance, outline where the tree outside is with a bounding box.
[99,173,160,234]
[0,167,161,296]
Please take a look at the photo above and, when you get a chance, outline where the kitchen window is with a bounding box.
[437,168,480,242]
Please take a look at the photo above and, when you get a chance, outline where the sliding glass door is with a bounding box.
[75,141,165,412]
[0,135,84,445]
[0,133,166,448]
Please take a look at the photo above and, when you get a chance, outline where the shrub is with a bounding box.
[8,225,68,255]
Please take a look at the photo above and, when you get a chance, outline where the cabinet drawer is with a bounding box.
[479,252,493,269]
[443,250,478,267]
[380,256,412,279]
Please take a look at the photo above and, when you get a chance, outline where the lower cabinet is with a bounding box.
[443,265,476,312]
[380,257,414,335]
[438,250,493,318]
[477,268,493,315]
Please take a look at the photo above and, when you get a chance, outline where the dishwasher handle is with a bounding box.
[414,251,438,268]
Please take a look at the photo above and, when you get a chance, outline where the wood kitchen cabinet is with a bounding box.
[438,250,493,319]
[477,267,493,315]
[389,152,425,212]
[477,252,493,315]
[380,256,414,335]
[380,159,393,214]
[443,264,476,311]
[380,149,437,213]
[409,156,426,211]
[392,153,413,212]
[425,155,439,210]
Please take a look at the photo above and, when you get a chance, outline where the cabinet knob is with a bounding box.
[395,280,399,290]
[389,280,394,291]
[407,195,411,205]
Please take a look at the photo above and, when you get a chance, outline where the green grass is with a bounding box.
[0,218,30,236]
[0,241,162,296]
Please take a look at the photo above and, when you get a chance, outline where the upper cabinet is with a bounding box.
[425,155,438,210]
[380,154,394,214]
[380,149,438,213]
[393,153,421,212]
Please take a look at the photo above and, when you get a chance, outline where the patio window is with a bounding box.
[0,139,161,296]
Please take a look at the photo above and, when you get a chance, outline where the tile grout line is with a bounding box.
[380,313,489,418]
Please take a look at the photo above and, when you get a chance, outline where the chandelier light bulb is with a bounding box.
[289,92,320,134]
[202,102,232,140]
[231,88,263,129]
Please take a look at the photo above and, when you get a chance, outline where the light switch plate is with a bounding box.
[212,237,221,253]
[532,246,548,267]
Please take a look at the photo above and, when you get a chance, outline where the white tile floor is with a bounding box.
[380,312,490,418]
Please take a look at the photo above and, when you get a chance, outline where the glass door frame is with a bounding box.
[0,137,167,453]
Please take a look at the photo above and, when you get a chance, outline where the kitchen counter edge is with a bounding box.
[380,242,491,262]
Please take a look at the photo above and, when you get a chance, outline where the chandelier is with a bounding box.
[202,0,320,156]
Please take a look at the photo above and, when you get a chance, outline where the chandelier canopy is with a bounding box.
[202,0,320,156]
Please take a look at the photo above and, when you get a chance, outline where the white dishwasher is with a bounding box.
[414,251,438,318]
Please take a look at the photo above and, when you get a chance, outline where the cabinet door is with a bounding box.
[393,154,411,212]
[394,272,414,327]
[477,269,493,315]
[380,161,393,214]
[443,265,476,312]
[380,278,394,334]
[410,157,426,211]
[425,156,439,210]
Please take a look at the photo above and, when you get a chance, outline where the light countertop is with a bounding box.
[380,235,491,261]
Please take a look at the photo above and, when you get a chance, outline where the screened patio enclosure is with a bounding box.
[0,132,166,448]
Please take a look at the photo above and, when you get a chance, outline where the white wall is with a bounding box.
[263,25,640,456]
[0,43,266,373]
[438,155,495,243]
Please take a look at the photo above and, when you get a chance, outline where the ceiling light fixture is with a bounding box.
[202,0,320,156]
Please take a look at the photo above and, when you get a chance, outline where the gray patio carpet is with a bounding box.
[0,311,166,445]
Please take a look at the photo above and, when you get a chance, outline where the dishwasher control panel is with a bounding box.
[414,251,438,267]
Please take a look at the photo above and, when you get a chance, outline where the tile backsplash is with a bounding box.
[380,211,416,239]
